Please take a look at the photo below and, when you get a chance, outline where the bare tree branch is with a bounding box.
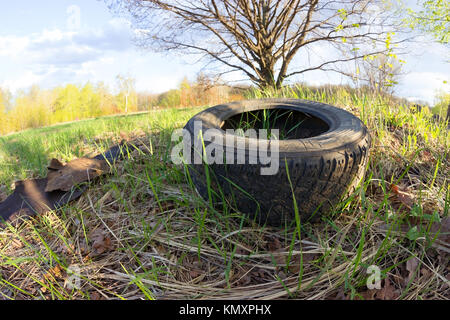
[108,0,408,89]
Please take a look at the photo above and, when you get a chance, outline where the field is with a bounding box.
[0,86,449,300]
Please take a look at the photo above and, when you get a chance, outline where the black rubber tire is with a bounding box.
[184,98,371,226]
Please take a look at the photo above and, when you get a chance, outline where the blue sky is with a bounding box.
[0,0,449,104]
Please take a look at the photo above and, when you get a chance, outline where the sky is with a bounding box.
[0,0,449,105]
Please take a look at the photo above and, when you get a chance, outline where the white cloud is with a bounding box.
[72,18,133,51]
[1,71,42,92]
[0,18,136,93]
[397,71,449,104]
[1,8,447,103]
[0,35,29,57]
[136,76,185,94]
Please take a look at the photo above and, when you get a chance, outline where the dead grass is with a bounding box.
[0,93,449,300]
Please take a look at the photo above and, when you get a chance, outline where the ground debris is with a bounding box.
[89,228,114,256]
[46,158,110,192]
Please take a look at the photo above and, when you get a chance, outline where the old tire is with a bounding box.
[184,98,371,226]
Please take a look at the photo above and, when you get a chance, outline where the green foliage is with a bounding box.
[0,84,448,300]
[158,89,181,108]
[1,82,145,136]
[0,108,200,187]
[0,74,244,136]
[0,91,7,135]
[431,91,450,116]
[406,0,450,44]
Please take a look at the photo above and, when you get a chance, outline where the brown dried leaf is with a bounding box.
[42,264,63,286]
[422,150,435,163]
[430,217,450,244]
[375,276,399,300]
[390,184,400,194]
[90,291,102,300]
[333,289,349,300]
[357,289,377,300]
[266,236,282,252]
[287,253,318,273]
[90,229,114,255]
[47,158,65,171]
[45,158,109,192]
[420,267,431,279]
[248,268,272,283]
[189,269,202,278]
[406,257,420,283]
[390,184,415,209]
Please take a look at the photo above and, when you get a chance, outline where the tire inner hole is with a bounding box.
[221,108,330,139]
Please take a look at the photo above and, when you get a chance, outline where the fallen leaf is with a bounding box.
[357,289,377,300]
[277,270,288,280]
[406,257,419,283]
[47,158,65,170]
[43,264,63,281]
[390,184,400,193]
[266,236,282,252]
[90,291,102,300]
[45,158,109,192]
[390,184,415,209]
[250,268,271,282]
[375,276,399,300]
[422,150,435,163]
[420,267,431,279]
[189,269,202,278]
[333,289,348,300]
[430,217,450,244]
[90,229,114,255]
[287,253,318,273]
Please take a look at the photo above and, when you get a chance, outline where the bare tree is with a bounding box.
[116,74,136,113]
[109,0,406,89]
[355,53,404,95]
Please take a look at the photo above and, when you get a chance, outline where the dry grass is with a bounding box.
[0,89,449,300]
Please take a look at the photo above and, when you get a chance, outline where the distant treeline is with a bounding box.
[0,76,448,136]
[0,75,245,136]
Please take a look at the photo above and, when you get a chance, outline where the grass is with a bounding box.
[0,85,449,300]
[0,109,199,191]
[223,108,311,140]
